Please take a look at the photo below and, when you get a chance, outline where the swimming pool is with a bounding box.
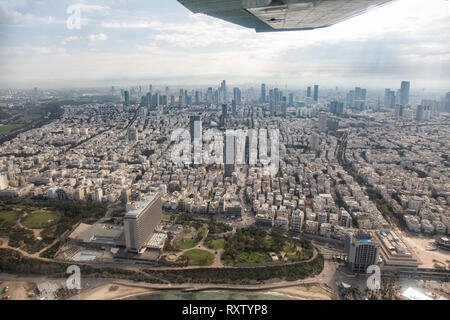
[75,253,97,261]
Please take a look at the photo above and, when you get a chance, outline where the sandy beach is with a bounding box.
[73,282,335,300]
[74,284,154,300]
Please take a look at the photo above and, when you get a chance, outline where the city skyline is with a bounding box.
[0,0,449,89]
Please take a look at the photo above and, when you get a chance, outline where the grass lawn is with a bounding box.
[173,237,198,250]
[0,211,18,227]
[197,225,207,238]
[183,249,214,266]
[21,211,60,229]
[205,238,226,250]
[22,113,42,121]
[0,124,23,134]
[235,251,271,264]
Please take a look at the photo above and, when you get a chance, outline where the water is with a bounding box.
[126,290,298,300]
[75,253,97,261]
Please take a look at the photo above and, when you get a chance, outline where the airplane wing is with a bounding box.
[177,0,395,32]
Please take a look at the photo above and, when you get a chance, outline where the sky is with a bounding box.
[0,0,449,91]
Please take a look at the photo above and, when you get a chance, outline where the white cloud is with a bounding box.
[0,0,448,89]
[61,36,80,45]
[76,3,110,13]
[87,33,108,42]
[0,5,61,26]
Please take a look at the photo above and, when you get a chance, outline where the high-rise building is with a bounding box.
[339,209,352,228]
[221,80,227,103]
[189,115,201,142]
[400,81,410,106]
[288,93,294,106]
[330,101,344,115]
[224,131,236,178]
[233,87,241,105]
[416,105,430,121]
[124,193,162,253]
[345,231,380,273]
[274,88,280,107]
[232,100,237,117]
[222,103,228,119]
[281,96,287,117]
[127,127,138,142]
[290,210,304,232]
[313,85,319,102]
[121,188,131,204]
[152,92,159,108]
[307,86,311,98]
[195,91,200,105]
[384,89,395,108]
[309,134,320,151]
[261,84,266,102]
[124,90,130,106]
[318,112,327,132]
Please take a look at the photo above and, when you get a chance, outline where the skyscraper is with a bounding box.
[318,112,327,132]
[288,93,294,106]
[195,91,200,105]
[261,84,266,102]
[307,86,311,97]
[416,105,425,121]
[124,193,162,253]
[330,101,344,115]
[233,87,241,105]
[224,131,236,178]
[345,231,380,273]
[400,81,410,105]
[384,89,395,108]
[124,90,130,106]
[221,80,227,103]
[313,85,319,102]
[222,103,228,119]
[189,115,201,142]
[152,92,159,108]
[274,88,280,107]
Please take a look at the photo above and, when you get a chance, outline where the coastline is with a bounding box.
[73,282,334,300]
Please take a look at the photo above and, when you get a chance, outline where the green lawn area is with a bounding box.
[205,238,226,250]
[197,225,207,238]
[173,237,199,250]
[183,249,214,266]
[21,211,60,229]
[0,211,18,227]
[0,124,23,134]
[235,251,271,264]
[21,113,42,121]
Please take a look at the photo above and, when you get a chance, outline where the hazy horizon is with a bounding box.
[0,0,449,90]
